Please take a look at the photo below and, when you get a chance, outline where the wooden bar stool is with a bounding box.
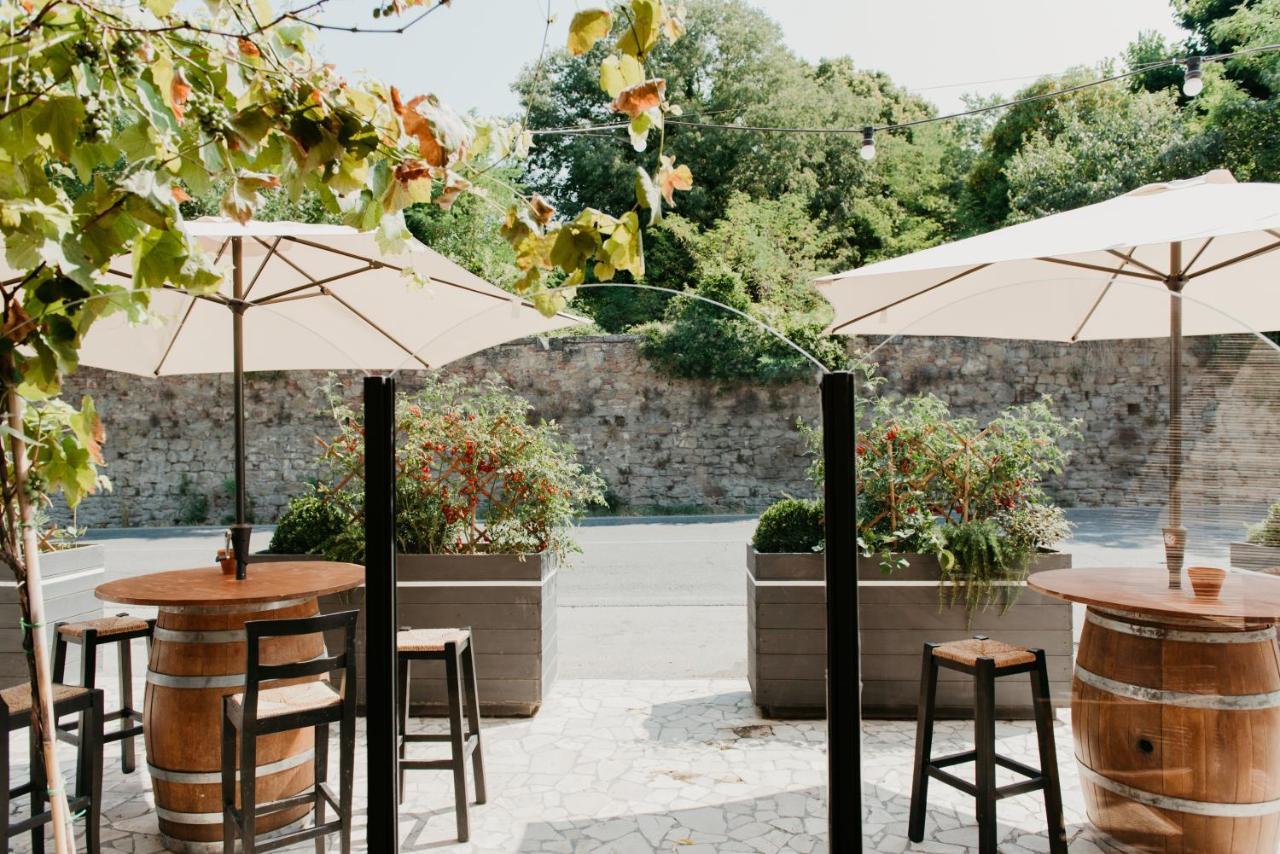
[397,627,486,843]
[52,613,154,774]
[1,682,104,854]
[908,636,1067,854]
[221,609,358,854]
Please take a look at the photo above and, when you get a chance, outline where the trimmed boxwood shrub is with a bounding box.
[753,498,824,554]
[268,491,348,555]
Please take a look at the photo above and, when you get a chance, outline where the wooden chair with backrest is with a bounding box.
[221,609,357,854]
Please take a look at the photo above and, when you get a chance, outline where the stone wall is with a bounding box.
[55,333,1278,528]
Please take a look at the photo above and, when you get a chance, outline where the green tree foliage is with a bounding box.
[638,193,851,382]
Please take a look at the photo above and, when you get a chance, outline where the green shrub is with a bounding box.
[268,492,348,555]
[753,498,824,553]
[174,474,208,526]
[1248,502,1280,547]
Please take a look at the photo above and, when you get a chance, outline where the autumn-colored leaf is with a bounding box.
[567,8,613,56]
[171,185,191,202]
[237,38,261,57]
[610,78,665,118]
[3,301,32,344]
[656,154,692,206]
[530,194,556,226]
[390,86,405,115]
[599,53,644,98]
[394,159,431,183]
[169,68,191,121]
[402,94,472,169]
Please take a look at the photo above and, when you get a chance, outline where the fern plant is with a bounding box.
[940,519,1035,624]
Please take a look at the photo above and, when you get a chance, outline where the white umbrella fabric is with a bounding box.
[816,170,1280,584]
[76,217,586,576]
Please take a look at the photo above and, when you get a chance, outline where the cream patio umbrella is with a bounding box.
[816,170,1280,585]
[75,217,585,577]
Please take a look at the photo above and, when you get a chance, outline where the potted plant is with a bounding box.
[747,391,1078,719]
[269,374,604,716]
[0,518,107,686]
[1230,502,1280,573]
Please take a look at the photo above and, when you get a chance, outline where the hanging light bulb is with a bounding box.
[1183,56,1203,97]
[860,126,876,161]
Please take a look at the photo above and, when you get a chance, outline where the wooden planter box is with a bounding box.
[1229,542,1280,574]
[257,552,557,717]
[746,547,1073,720]
[0,545,107,686]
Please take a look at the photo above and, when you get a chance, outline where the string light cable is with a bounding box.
[527,43,1280,149]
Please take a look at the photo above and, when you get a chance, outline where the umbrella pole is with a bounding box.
[1163,243,1186,588]
[230,236,251,580]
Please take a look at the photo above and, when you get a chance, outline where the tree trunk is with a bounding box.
[6,389,77,853]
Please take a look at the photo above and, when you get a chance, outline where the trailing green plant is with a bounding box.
[1247,502,1280,547]
[310,374,606,561]
[939,519,1034,619]
[268,491,350,556]
[753,498,824,554]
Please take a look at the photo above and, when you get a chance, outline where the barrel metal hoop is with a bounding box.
[1075,665,1280,710]
[147,651,330,689]
[148,748,315,784]
[1087,610,1279,644]
[1077,763,1280,818]
[152,627,246,644]
[162,596,312,615]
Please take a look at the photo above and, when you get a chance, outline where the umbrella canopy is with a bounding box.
[817,170,1280,340]
[80,217,583,374]
[816,170,1280,585]
[56,217,584,577]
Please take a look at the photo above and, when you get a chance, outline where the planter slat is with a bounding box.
[282,551,556,717]
[747,546,1073,719]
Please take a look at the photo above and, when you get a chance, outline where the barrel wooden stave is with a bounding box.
[1073,607,1280,852]
[146,599,325,846]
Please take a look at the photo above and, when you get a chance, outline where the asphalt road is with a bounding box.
[80,508,1198,680]
[83,516,758,680]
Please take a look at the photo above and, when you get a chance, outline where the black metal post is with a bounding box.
[364,375,399,852]
[230,236,251,580]
[1163,242,1186,588]
[821,371,862,850]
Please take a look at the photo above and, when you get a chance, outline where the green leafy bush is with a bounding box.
[268,492,349,556]
[753,498,824,553]
[802,370,1079,618]
[1248,502,1280,547]
[303,374,606,562]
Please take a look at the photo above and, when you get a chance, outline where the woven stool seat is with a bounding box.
[398,628,470,653]
[226,680,341,723]
[57,616,150,639]
[0,682,91,715]
[932,638,1036,669]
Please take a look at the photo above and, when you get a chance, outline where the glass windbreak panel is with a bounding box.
[857,277,1280,853]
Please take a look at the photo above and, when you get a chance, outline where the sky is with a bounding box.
[313,0,1189,119]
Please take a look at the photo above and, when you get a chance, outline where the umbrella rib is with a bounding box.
[252,265,378,305]
[153,295,200,377]
[828,264,990,333]
[1036,257,1164,281]
[1181,237,1214,277]
[1070,249,1136,343]
[1104,249,1165,279]
[280,236,582,323]
[1186,237,1280,280]
[241,237,281,300]
[319,287,431,369]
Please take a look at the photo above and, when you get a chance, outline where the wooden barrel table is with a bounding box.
[97,561,363,853]
[1030,567,1280,853]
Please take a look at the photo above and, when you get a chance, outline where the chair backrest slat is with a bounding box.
[240,610,358,722]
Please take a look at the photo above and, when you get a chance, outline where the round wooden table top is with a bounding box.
[95,560,364,607]
[1029,566,1280,622]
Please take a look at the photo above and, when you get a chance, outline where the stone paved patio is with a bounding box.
[3,678,1130,853]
